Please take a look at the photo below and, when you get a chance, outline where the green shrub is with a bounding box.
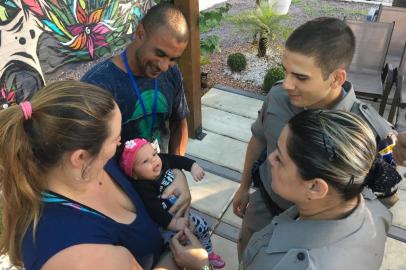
[200,35,221,57]
[227,53,247,72]
[200,3,231,33]
[199,3,231,62]
[263,66,285,92]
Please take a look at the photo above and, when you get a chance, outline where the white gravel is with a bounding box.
[204,0,379,89]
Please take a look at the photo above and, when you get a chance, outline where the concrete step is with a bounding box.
[391,189,406,230]
[202,88,262,120]
[202,106,254,143]
[187,131,247,173]
[186,171,239,219]
[380,238,406,270]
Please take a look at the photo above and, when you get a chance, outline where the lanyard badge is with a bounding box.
[122,49,159,144]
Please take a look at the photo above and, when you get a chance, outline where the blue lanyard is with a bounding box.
[122,49,158,137]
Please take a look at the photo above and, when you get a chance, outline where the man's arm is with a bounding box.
[169,118,188,155]
[134,182,173,228]
[162,169,191,217]
[232,136,266,217]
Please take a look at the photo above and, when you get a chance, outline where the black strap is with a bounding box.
[350,101,394,141]
[252,150,283,216]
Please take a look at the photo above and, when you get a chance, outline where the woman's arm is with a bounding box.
[41,244,142,270]
[153,250,181,270]
[161,169,191,217]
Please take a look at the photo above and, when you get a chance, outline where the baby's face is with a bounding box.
[132,144,162,180]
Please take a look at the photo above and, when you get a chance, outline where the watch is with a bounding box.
[200,265,214,270]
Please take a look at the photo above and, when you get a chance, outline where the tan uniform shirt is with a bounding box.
[251,82,357,209]
[242,192,392,270]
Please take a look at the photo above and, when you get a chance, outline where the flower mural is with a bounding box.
[16,0,150,62]
[0,0,151,108]
[63,5,114,59]
[0,0,22,25]
[0,84,16,110]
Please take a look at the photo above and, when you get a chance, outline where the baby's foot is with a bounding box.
[208,252,225,269]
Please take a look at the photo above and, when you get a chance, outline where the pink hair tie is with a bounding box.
[19,101,32,120]
[119,138,149,177]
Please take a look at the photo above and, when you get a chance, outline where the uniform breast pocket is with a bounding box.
[273,249,312,270]
[264,106,289,148]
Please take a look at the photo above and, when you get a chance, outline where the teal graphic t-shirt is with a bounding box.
[81,59,189,153]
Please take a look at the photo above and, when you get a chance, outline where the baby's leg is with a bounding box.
[189,213,213,253]
[190,213,226,269]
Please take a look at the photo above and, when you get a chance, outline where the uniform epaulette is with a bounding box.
[350,101,395,141]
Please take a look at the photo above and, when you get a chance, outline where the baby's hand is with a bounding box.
[172,217,188,231]
[191,163,205,182]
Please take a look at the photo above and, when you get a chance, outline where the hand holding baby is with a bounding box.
[168,216,189,231]
[191,163,205,182]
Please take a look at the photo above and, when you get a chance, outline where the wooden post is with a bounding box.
[174,0,203,139]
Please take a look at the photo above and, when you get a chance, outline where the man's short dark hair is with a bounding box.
[285,17,355,79]
[141,3,189,43]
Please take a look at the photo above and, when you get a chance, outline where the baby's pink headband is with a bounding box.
[119,138,149,177]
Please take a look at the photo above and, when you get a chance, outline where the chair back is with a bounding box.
[377,6,406,62]
[346,20,394,74]
[398,42,406,105]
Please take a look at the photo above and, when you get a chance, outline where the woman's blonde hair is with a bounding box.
[287,110,376,200]
[0,81,115,266]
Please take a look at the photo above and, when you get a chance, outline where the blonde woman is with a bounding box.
[170,110,392,270]
[0,81,190,270]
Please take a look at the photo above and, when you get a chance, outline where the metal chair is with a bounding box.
[388,42,406,124]
[377,5,406,67]
[345,20,395,114]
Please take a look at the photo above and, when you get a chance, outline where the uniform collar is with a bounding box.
[266,195,366,254]
[330,81,356,111]
[287,81,356,113]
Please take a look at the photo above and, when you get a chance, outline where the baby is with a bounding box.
[119,138,225,269]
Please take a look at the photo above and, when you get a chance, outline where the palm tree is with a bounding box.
[229,3,290,57]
